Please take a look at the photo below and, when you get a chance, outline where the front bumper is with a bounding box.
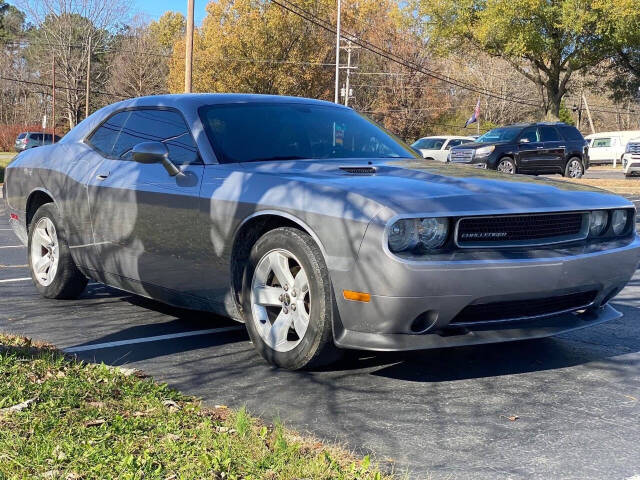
[335,304,622,351]
[623,153,640,174]
[330,225,640,351]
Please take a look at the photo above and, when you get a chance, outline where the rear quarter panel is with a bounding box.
[5,143,104,253]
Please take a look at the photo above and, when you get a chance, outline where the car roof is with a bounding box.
[585,130,640,138]
[415,135,474,140]
[108,93,348,110]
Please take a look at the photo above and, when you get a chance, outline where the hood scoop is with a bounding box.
[339,165,377,175]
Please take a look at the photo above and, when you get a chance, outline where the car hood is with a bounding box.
[452,141,507,150]
[237,158,631,216]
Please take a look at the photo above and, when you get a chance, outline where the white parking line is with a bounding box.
[63,326,245,353]
[0,277,31,283]
[0,245,24,249]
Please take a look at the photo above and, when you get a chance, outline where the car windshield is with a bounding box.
[476,127,522,143]
[198,103,417,163]
[411,138,446,149]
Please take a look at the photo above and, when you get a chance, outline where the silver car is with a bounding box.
[3,94,640,369]
[15,132,61,152]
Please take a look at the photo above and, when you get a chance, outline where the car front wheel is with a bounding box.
[28,203,88,299]
[242,227,340,370]
[564,158,584,178]
[496,157,516,174]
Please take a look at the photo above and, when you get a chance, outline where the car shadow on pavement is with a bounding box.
[346,302,640,382]
[65,285,249,365]
[65,283,640,383]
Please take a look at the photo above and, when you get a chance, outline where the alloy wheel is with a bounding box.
[568,159,583,178]
[250,249,311,352]
[30,217,60,286]
[497,160,515,174]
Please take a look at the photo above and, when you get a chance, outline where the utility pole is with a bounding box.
[576,95,583,130]
[52,56,56,140]
[184,0,195,93]
[582,94,595,135]
[334,0,341,104]
[344,40,352,106]
[85,35,92,119]
[342,40,359,106]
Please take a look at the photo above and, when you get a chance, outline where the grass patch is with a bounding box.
[0,151,15,184]
[560,177,640,195]
[0,334,394,480]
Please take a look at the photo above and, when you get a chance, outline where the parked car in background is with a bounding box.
[585,131,640,166]
[15,132,61,152]
[622,138,640,176]
[4,95,638,370]
[411,135,475,161]
[449,122,589,177]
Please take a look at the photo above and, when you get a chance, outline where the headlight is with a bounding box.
[388,219,419,252]
[388,217,449,253]
[611,209,629,235]
[418,218,449,249]
[589,210,608,236]
[475,145,495,157]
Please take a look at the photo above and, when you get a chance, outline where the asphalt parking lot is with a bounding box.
[1,195,639,479]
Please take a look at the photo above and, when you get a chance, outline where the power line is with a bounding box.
[270,0,543,108]
[270,0,640,117]
[0,75,128,99]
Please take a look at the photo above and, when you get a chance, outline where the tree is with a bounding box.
[167,0,336,98]
[0,0,25,42]
[149,11,185,52]
[418,0,640,120]
[107,22,169,98]
[18,0,128,128]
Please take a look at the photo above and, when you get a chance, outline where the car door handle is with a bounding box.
[537,146,545,149]
[96,173,110,180]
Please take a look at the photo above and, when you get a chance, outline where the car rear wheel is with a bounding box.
[564,158,584,178]
[242,227,340,370]
[28,203,88,299]
[496,157,516,174]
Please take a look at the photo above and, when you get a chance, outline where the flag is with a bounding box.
[465,99,480,128]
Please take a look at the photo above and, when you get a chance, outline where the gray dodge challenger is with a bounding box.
[3,94,640,369]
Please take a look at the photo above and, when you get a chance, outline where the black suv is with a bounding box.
[449,122,589,177]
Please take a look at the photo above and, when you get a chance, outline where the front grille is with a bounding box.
[627,143,640,154]
[456,212,587,247]
[451,290,598,325]
[450,149,474,163]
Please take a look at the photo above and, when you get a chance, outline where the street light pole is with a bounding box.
[334,0,341,104]
[184,0,194,93]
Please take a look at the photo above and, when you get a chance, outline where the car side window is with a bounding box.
[446,139,462,149]
[519,127,539,143]
[558,126,584,142]
[539,126,561,142]
[88,110,131,157]
[592,138,611,148]
[116,109,200,165]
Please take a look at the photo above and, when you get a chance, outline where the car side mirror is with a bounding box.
[131,141,182,177]
[519,138,530,144]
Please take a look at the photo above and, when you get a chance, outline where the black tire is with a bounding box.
[563,157,584,178]
[496,157,516,174]
[242,227,341,370]
[28,203,88,299]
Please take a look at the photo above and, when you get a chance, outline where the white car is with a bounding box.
[411,135,475,162]
[585,131,640,166]
[622,138,640,177]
